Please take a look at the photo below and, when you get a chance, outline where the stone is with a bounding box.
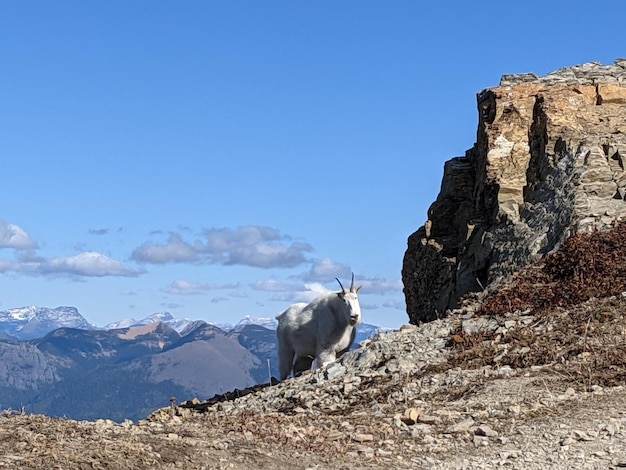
[475,425,498,437]
[572,430,595,441]
[473,435,489,446]
[602,418,621,436]
[355,446,375,457]
[324,363,346,381]
[417,415,441,425]
[401,408,422,425]
[326,430,345,441]
[352,433,374,442]
[403,59,626,324]
[558,387,577,400]
[507,404,521,415]
[444,417,475,434]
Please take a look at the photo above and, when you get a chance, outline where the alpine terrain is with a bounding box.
[2,60,626,468]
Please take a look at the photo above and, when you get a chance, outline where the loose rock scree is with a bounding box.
[276,274,362,380]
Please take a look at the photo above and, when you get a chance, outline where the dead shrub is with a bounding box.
[446,223,626,387]
[481,223,626,316]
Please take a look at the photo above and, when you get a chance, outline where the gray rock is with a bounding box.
[475,425,498,437]
[444,417,475,434]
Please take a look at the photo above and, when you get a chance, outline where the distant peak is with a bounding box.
[234,315,277,330]
[141,312,174,322]
[0,305,93,340]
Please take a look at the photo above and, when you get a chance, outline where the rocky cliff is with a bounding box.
[403,59,626,324]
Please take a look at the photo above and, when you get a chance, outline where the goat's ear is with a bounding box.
[356,285,362,294]
[336,292,344,298]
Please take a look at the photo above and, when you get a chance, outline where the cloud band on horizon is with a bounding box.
[131,225,313,269]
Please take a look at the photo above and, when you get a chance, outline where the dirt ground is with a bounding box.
[1,350,625,469]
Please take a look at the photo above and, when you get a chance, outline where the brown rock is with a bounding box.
[401,408,422,425]
[598,83,626,104]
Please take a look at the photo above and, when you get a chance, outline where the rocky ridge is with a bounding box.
[403,59,626,324]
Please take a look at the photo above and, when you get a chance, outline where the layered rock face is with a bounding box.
[403,59,626,324]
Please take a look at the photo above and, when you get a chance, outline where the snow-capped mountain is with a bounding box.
[0,306,95,340]
[0,305,393,345]
[230,315,278,331]
[104,312,193,333]
[102,317,137,330]
[354,323,394,346]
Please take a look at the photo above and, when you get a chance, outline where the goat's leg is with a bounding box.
[316,349,337,368]
[278,344,295,381]
[293,355,314,377]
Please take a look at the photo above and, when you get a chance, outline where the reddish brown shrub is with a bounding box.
[480,223,626,316]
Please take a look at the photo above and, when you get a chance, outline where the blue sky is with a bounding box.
[1,1,624,328]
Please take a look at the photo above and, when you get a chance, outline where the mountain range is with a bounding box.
[0,306,95,340]
[0,306,389,422]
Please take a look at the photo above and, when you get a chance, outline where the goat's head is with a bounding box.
[335,273,362,326]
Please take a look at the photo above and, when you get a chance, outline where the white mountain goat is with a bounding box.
[276,274,363,380]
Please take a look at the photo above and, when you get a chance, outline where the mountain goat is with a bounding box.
[276,274,363,380]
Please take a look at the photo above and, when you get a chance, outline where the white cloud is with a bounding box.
[131,234,199,264]
[162,279,240,295]
[131,226,312,269]
[253,277,335,303]
[382,299,406,310]
[229,290,248,298]
[0,259,17,273]
[162,280,214,295]
[269,282,330,303]
[161,302,182,310]
[0,220,143,279]
[203,226,312,268]
[41,252,141,277]
[251,279,302,292]
[0,219,37,250]
[359,302,379,310]
[301,258,351,282]
[259,274,403,311]
[0,248,140,279]
[356,277,403,295]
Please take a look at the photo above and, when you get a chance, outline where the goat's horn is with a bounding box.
[336,278,346,293]
[350,273,355,292]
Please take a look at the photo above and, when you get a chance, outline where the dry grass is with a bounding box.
[446,224,626,388]
[483,223,626,314]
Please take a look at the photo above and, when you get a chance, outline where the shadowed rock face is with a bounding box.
[403,59,626,324]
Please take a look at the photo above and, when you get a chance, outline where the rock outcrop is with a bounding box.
[403,59,626,324]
